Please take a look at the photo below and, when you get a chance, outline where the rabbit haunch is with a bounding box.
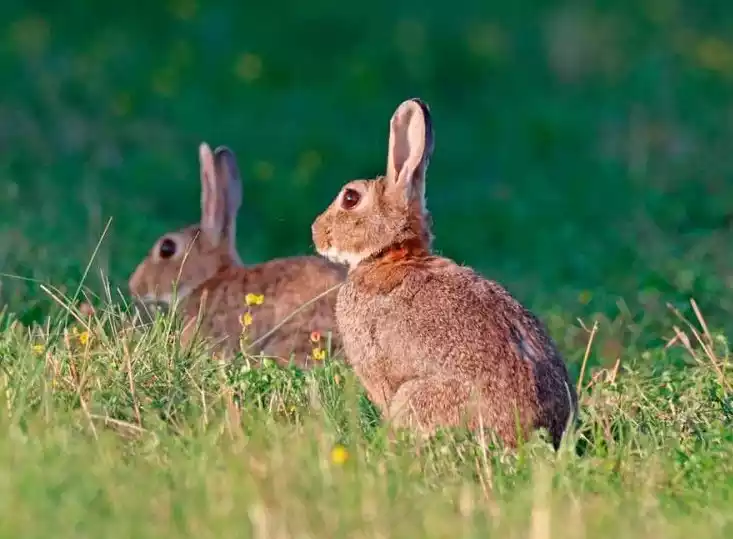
[312,98,577,448]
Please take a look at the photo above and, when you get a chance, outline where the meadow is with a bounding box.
[1,1,733,536]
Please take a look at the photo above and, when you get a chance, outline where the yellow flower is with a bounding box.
[253,161,274,181]
[10,17,49,57]
[241,312,254,328]
[234,53,263,82]
[696,37,733,75]
[330,444,349,465]
[312,347,326,361]
[245,293,265,306]
[169,0,198,20]
[31,344,44,355]
[78,331,90,346]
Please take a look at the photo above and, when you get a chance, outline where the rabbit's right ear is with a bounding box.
[385,98,434,211]
[199,142,226,246]
[214,146,242,259]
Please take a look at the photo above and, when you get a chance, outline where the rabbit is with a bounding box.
[311,99,577,449]
[128,142,346,367]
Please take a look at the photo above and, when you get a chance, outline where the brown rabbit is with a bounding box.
[312,99,577,448]
[129,142,345,366]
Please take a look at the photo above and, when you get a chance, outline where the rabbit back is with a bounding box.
[183,254,345,366]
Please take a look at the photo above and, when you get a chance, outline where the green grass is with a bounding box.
[1,0,733,536]
[0,306,731,537]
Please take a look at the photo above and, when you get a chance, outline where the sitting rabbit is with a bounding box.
[129,143,345,366]
[312,99,576,447]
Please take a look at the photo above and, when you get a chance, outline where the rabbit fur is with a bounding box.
[129,143,345,366]
[312,99,577,448]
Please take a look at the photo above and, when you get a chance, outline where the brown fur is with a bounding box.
[129,143,345,367]
[311,99,576,448]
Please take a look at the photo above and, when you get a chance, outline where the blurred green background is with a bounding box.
[2,0,733,371]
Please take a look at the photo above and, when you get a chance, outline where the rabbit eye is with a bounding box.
[159,238,177,259]
[341,188,361,210]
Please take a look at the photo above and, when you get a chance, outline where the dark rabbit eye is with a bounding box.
[341,188,361,210]
[159,237,177,259]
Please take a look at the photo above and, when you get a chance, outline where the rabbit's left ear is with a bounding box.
[199,143,242,256]
[199,142,226,246]
[214,146,242,259]
[385,98,434,210]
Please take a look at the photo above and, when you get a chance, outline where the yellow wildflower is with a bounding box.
[170,0,198,20]
[330,444,349,465]
[312,347,326,361]
[78,330,90,346]
[241,312,254,328]
[234,53,263,82]
[31,344,44,355]
[253,161,274,181]
[245,293,265,306]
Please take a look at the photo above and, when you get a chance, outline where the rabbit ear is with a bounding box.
[199,142,227,246]
[214,145,242,258]
[385,98,434,210]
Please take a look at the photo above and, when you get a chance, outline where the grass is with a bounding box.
[0,303,731,537]
[1,0,733,536]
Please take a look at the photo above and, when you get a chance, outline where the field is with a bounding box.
[1,1,733,536]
